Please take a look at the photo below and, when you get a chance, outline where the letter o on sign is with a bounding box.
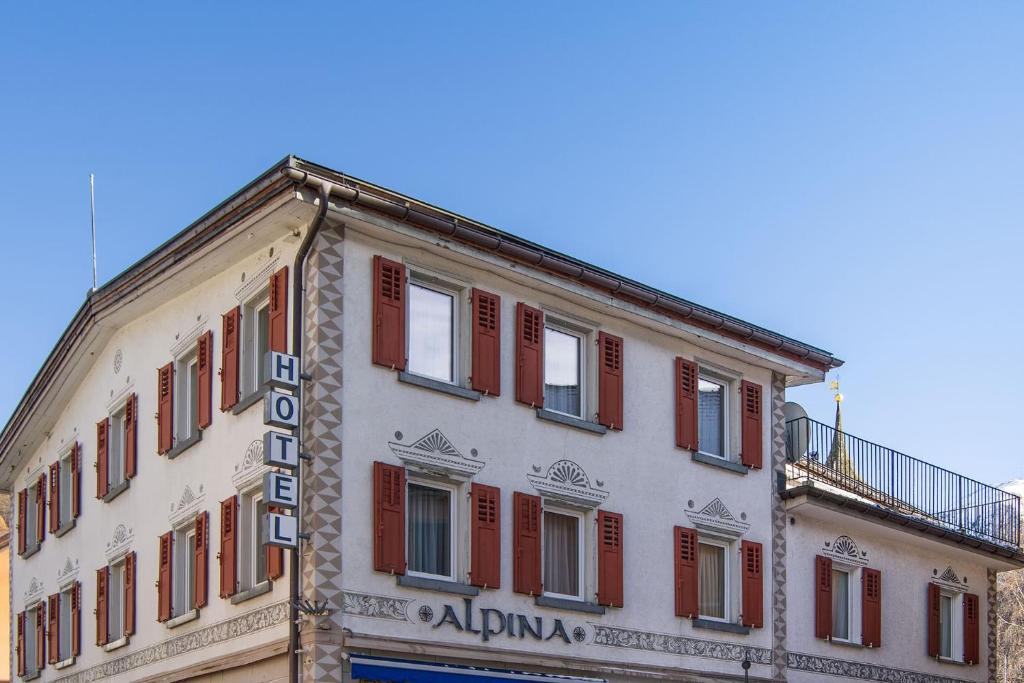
[263,390,299,429]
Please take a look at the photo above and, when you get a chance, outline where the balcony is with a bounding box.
[784,417,1021,549]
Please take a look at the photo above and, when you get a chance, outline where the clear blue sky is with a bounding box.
[2,3,1021,485]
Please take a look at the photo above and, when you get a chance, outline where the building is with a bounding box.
[1,156,1020,683]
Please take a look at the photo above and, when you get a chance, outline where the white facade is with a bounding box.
[1,157,1020,683]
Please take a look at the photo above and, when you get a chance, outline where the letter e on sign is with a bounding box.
[264,512,298,549]
[265,352,300,390]
[263,431,299,470]
[263,471,299,509]
[263,391,299,429]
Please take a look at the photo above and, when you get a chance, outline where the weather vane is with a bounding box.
[830,379,843,404]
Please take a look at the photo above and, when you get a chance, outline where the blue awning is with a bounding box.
[350,655,606,683]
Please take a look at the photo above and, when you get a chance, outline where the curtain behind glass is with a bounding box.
[544,328,581,416]
[544,512,579,596]
[60,591,72,658]
[832,570,849,639]
[698,543,725,618]
[698,379,724,456]
[408,484,451,577]
[408,284,454,382]
[940,595,952,657]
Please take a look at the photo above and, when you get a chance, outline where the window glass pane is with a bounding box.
[25,608,37,672]
[60,590,72,659]
[256,498,269,583]
[698,378,725,457]
[189,360,198,433]
[544,328,581,416]
[832,569,850,640]
[940,594,953,658]
[543,511,580,597]
[26,485,37,545]
[257,304,270,387]
[109,564,123,640]
[60,458,72,525]
[408,484,452,576]
[109,413,125,487]
[698,543,726,618]
[408,284,455,382]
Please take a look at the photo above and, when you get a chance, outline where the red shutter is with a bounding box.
[597,332,624,430]
[862,567,882,647]
[220,306,241,411]
[96,418,109,498]
[48,462,60,533]
[470,483,501,589]
[157,532,173,622]
[471,289,501,395]
[36,473,46,544]
[71,581,81,656]
[373,461,406,574]
[372,255,406,370]
[597,510,624,607]
[741,540,764,628]
[17,488,26,555]
[267,505,284,580]
[197,331,213,429]
[95,567,108,646]
[269,266,289,353]
[16,611,25,677]
[964,592,980,665]
[674,526,699,618]
[815,555,833,639]
[47,593,59,664]
[157,363,174,454]
[125,393,137,479]
[515,303,544,408]
[927,582,941,657]
[194,512,209,608]
[36,604,46,671]
[675,358,699,450]
[124,551,136,636]
[71,442,81,518]
[740,380,763,469]
[219,496,238,598]
[512,492,542,595]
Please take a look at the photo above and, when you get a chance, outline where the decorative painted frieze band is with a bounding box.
[52,600,289,683]
[590,623,772,665]
[787,652,973,683]
[388,429,483,480]
[342,590,411,621]
[528,460,608,509]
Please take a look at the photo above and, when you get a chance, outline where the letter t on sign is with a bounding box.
[263,432,299,470]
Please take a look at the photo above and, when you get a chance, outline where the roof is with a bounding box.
[0,155,842,475]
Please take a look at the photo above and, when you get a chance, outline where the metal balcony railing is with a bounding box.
[785,417,1021,548]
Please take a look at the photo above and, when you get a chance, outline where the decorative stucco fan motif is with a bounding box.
[833,535,859,558]
[409,429,462,458]
[698,498,735,521]
[527,459,607,508]
[388,428,483,479]
[548,460,590,488]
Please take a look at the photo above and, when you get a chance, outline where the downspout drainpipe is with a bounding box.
[289,177,333,683]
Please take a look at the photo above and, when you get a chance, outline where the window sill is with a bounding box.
[54,656,76,670]
[55,519,77,538]
[691,452,748,475]
[937,657,970,666]
[397,574,480,596]
[232,390,264,415]
[22,670,40,681]
[534,595,606,615]
[397,372,481,402]
[535,409,607,435]
[230,580,273,605]
[166,608,200,629]
[692,618,751,635]
[103,636,129,652]
[22,543,41,559]
[827,638,864,649]
[167,431,203,460]
[102,480,130,503]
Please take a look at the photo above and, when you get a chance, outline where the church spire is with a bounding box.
[826,380,859,479]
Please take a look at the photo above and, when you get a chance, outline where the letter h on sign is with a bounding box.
[264,352,300,391]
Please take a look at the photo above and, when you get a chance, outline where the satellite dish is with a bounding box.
[783,401,809,461]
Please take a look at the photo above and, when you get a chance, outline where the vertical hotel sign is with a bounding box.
[262,351,301,549]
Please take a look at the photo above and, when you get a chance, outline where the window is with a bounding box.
[543,509,583,600]
[832,568,851,641]
[58,450,73,528]
[173,527,196,617]
[939,592,956,659]
[174,352,199,442]
[108,409,126,490]
[407,282,457,383]
[242,292,271,397]
[24,480,41,554]
[406,482,455,580]
[544,325,584,417]
[108,560,125,642]
[24,604,40,677]
[58,585,73,662]
[698,540,729,620]
[241,490,269,590]
[698,374,728,459]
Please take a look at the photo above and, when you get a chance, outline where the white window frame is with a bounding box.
[174,351,199,443]
[107,559,126,642]
[938,589,963,661]
[697,536,733,622]
[405,275,462,386]
[542,319,588,419]
[541,506,586,602]
[405,478,458,582]
[58,448,73,528]
[108,408,126,490]
[241,290,271,398]
[239,486,269,591]
[697,370,732,461]
[172,525,196,618]
[57,585,73,662]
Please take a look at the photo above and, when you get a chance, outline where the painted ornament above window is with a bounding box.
[527,459,608,508]
[388,428,484,480]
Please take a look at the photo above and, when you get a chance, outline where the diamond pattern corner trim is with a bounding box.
[770,372,788,682]
[987,567,996,683]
